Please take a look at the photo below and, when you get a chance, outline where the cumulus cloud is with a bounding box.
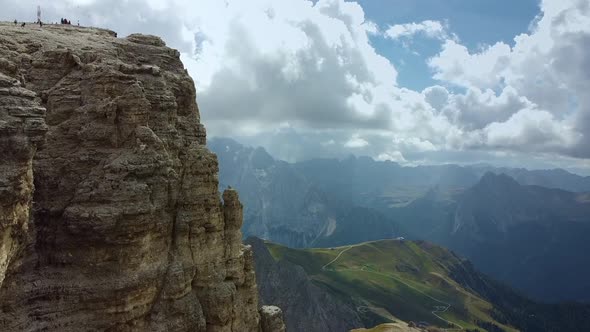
[2,0,589,169]
[423,86,449,112]
[481,109,579,152]
[344,134,369,148]
[428,40,511,89]
[377,151,407,163]
[428,0,590,158]
[426,86,534,131]
[178,0,403,137]
[385,20,448,40]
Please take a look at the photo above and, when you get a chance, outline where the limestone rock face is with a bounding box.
[0,71,47,291]
[0,23,267,332]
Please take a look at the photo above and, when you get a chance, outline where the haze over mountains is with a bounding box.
[395,173,590,303]
[210,137,400,248]
[210,137,590,303]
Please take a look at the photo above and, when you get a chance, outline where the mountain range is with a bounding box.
[210,137,398,248]
[394,173,590,302]
[210,137,590,303]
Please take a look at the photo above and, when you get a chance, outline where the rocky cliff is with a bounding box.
[0,22,278,331]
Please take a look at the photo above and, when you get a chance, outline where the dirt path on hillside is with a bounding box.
[322,245,464,331]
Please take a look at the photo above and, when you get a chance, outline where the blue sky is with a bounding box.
[358,0,541,90]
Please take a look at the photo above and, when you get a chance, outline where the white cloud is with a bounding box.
[377,151,407,163]
[385,20,447,40]
[428,40,512,89]
[482,109,579,151]
[344,134,369,148]
[428,0,590,158]
[392,137,437,153]
[426,86,534,131]
[423,85,449,112]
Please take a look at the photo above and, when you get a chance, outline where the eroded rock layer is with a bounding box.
[0,23,265,332]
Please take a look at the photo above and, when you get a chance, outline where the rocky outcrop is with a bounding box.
[259,306,286,332]
[247,237,364,332]
[0,23,278,331]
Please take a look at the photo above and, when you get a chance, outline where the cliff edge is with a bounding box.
[0,22,276,331]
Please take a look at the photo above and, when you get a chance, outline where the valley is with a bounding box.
[265,239,515,331]
[253,238,590,332]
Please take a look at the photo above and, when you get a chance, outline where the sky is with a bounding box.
[2,0,590,175]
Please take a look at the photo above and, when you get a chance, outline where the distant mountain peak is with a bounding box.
[477,171,520,189]
[251,146,275,168]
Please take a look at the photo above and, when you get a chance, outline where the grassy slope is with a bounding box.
[351,322,423,332]
[267,239,518,332]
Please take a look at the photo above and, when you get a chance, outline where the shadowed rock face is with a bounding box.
[0,23,274,331]
[0,71,47,293]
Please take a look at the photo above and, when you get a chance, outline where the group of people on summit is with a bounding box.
[13,18,78,27]
[13,19,26,27]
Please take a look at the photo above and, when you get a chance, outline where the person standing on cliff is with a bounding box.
[14,19,17,26]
